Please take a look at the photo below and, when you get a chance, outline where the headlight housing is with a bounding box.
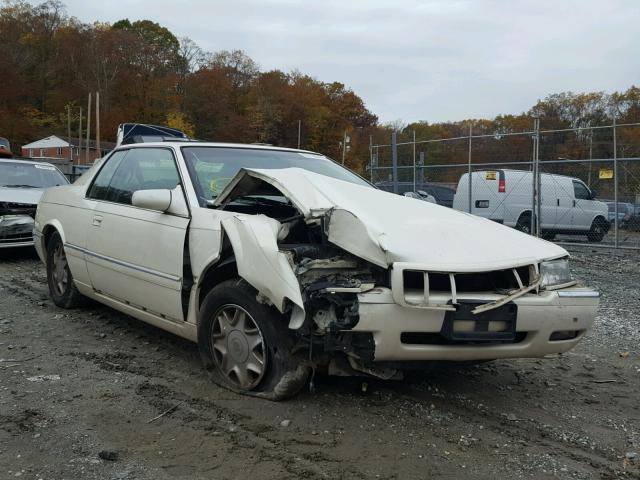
[540,258,573,288]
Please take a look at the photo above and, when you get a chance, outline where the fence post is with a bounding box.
[391,131,398,194]
[613,115,618,249]
[369,134,373,183]
[530,118,538,235]
[413,130,416,192]
[536,118,541,237]
[467,123,473,213]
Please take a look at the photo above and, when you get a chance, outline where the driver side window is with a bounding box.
[572,180,590,200]
[88,148,180,205]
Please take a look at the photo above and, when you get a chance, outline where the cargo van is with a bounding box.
[452,169,609,242]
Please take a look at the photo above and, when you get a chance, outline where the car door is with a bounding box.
[84,147,190,322]
[571,180,593,231]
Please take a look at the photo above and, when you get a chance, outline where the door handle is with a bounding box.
[556,199,559,206]
[573,200,576,207]
[92,215,103,226]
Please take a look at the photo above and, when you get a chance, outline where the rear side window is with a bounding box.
[572,180,590,200]
[87,148,180,205]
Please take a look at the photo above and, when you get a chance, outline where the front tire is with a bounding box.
[198,279,309,400]
[46,231,84,308]
[587,218,607,242]
[515,213,532,235]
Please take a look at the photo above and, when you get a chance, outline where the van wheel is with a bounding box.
[587,219,607,242]
[198,279,309,401]
[46,231,84,308]
[515,213,532,235]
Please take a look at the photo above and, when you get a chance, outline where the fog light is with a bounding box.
[549,330,580,341]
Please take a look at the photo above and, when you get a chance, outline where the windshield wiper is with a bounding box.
[231,196,291,207]
[1,184,39,188]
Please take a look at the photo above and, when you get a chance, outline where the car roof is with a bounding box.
[114,141,323,156]
[0,157,58,168]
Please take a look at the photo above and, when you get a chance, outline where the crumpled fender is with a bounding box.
[220,214,306,328]
[324,208,388,268]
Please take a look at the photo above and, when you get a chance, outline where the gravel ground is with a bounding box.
[0,247,639,480]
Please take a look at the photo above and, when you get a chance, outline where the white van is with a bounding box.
[452,169,609,242]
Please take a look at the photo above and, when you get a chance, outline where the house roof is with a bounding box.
[22,135,116,151]
[22,135,68,149]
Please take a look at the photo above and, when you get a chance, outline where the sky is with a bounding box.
[60,0,639,124]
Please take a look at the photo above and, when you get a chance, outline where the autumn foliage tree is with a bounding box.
[0,0,378,172]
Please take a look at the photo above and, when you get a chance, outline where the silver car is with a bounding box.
[0,159,68,248]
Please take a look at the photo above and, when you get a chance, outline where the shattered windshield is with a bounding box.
[181,147,370,206]
[0,162,68,188]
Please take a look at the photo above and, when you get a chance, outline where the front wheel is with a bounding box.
[587,219,607,242]
[46,231,84,308]
[197,279,309,400]
[515,213,532,235]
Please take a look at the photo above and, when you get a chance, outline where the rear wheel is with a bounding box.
[587,218,607,242]
[46,231,84,308]
[515,213,532,235]
[198,279,309,400]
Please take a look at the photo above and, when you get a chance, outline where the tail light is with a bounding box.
[498,179,506,192]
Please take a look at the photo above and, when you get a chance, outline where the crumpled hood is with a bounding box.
[215,167,568,272]
[0,187,44,205]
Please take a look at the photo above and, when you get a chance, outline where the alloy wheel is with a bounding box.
[210,305,267,390]
[52,243,69,295]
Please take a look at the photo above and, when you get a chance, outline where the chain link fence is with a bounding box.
[370,122,640,250]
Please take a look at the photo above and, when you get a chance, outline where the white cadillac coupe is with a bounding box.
[34,137,599,399]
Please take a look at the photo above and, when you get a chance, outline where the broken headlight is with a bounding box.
[539,258,573,288]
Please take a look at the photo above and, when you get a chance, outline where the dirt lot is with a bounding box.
[0,248,639,480]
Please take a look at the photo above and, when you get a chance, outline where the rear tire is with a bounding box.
[46,231,84,308]
[515,213,532,235]
[198,279,309,400]
[587,218,607,243]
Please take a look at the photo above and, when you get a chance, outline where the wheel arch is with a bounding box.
[41,220,66,256]
[197,246,238,309]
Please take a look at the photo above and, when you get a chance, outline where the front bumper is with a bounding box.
[0,215,35,249]
[351,286,598,362]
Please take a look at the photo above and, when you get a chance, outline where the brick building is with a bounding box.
[21,135,115,165]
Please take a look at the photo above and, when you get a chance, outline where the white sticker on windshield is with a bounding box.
[298,153,324,159]
[34,165,56,170]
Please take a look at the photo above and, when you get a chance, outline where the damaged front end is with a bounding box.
[211,167,581,382]
[214,169,394,379]
[0,202,36,248]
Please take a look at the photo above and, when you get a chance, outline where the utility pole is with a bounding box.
[412,130,416,192]
[297,120,301,149]
[85,92,92,164]
[67,105,72,161]
[341,130,350,165]
[77,107,83,166]
[96,91,101,158]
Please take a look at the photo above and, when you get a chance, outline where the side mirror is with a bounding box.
[132,186,189,215]
[132,189,171,212]
[589,189,597,200]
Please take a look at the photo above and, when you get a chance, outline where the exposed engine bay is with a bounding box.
[216,178,391,377]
